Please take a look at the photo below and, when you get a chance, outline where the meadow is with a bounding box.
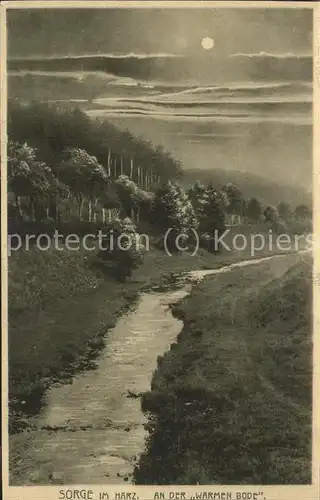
[134,253,312,484]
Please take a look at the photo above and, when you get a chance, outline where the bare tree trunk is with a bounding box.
[130,207,135,221]
[88,199,93,222]
[30,198,36,222]
[46,205,50,220]
[136,206,140,223]
[137,166,140,187]
[108,209,112,222]
[15,195,22,220]
[113,158,117,179]
[78,197,85,221]
[93,198,99,222]
[69,194,74,221]
[130,159,133,180]
[107,149,111,177]
[67,197,72,221]
[102,208,106,223]
[120,156,124,175]
[55,205,60,223]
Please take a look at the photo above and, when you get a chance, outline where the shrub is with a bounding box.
[98,218,146,281]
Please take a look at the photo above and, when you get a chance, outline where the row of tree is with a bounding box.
[8,139,313,280]
[8,141,156,224]
[202,181,312,224]
[8,140,312,232]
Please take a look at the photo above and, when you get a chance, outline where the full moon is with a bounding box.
[201,37,215,50]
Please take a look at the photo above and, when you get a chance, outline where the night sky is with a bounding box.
[6,7,313,192]
[7,8,312,58]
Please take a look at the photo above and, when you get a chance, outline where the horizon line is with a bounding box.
[8,51,313,61]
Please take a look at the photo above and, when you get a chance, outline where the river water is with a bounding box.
[10,252,305,485]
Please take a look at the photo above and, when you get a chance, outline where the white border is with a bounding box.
[1,3,319,500]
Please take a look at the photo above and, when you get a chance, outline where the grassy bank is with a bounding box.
[8,233,303,433]
[134,253,312,485]
[8,243,227,432]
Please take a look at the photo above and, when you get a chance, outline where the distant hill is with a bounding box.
[8,53,312,83]
[181,168,311,208]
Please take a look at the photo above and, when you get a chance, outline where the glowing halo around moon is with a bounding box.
[201,37,215,50]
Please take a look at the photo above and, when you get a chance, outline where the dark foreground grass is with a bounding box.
[134,253,312,485]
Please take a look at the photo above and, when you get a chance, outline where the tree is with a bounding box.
[8,141,56,221]
[45,175,70,222]
[198,184,226,252]
[294,204,312,222]
[277,202,292,221]
[246,197,262,222]
[188,181,208,216]
[134,188,154,223]
[222,183,244,215]
[8,141,35,219]
[188,181,227,250]
[153,181,197,231]
[264,205,279,224]
[114,175,138,219]
[152,181,197,252]
[98,218,146,281]
[98,183,121,223]
[57,148,108,221]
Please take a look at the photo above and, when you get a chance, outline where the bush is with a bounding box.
[98,218,146,281]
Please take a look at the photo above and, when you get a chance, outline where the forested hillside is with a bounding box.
[8,101,312,240]
[8,100,182,185]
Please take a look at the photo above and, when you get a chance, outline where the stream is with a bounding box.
[10,252,306,485]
